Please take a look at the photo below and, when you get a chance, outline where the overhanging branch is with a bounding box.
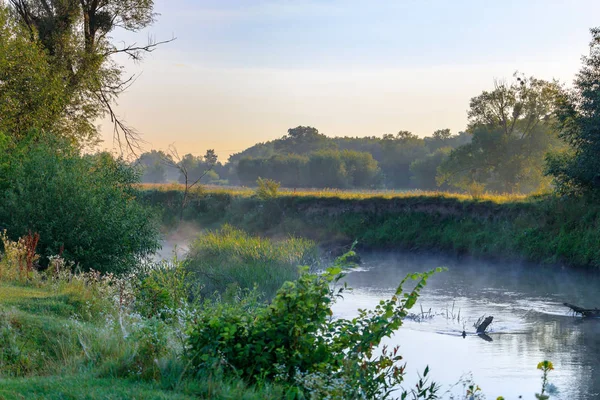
[104,36,176,60]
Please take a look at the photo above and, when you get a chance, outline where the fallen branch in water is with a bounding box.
[563,303,600,318]
[475,316,493,334]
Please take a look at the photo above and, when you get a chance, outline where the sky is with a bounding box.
[100,0,600,160]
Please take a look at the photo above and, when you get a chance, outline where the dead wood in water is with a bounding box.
[564,303,600,318]
[476,316,493,334]
[477,333,493,342]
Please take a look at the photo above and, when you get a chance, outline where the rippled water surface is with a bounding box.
[332,253,600,399]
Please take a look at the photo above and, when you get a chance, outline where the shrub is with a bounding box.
[187,252,443,399]
[102,316,169,381]
[255,177,280,200]
[0,135,160,274]
[134,257,193,320]
[184,226,318,299]
[0,231,39,282]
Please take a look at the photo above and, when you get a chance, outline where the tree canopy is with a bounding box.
[224,126,469,190]
[546,27,600,195]
[4,0,168,150]
[438,75,564,193]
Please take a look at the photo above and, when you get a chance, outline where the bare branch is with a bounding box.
[104,73,140,95]
[98,89,146,156]
[104,36,176,60]
[162,145,218,223]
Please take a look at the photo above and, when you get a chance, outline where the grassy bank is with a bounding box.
[141,187,600,268]
[0,230,441,399]
[0,271,285,399]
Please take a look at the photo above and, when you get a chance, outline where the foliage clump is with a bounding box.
[255,177,281,200]
[546,27,600,196]
[188,254,444,399]
[184,226,318,299]
[0,134,160,274]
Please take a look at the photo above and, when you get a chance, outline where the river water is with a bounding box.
[332,253,600,399]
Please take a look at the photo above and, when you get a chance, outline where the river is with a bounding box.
[332,253,600,399]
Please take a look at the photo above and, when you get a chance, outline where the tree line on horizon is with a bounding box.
[135,77,562,194]
[135,127,471,191]
[137,45,600,196]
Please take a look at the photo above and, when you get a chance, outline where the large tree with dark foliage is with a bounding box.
[6,0,170,151]
[438,74,562,193]
[546,28,600,195]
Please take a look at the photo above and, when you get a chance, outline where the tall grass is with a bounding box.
[0,232,287,399]
[184,225,319,298]
[138,183,530,203]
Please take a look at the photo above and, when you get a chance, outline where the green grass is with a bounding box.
[0,280,285,399]
[185,225,319,298]
[0,374,285,400]
[0,376,192,400]
[142,188,600,268]
[138,183,529,203]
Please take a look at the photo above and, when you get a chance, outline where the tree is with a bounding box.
[286,126,321,140]
[395,130,418,141]
[0,6,66,142]
[380,130,427,188]
[546,28,600,195]
[136,150,171,183]
[438,75,563,193]
[0,133,160,273]
[410,147,452,190]
[274,126,335,155]
[164,146,218,222]
[307,150,348,188]
[6,0,172,151]
[425,130,471,153]
[432,129,452,141]
[340,150,381,188]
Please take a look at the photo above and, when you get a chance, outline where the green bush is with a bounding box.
[0,134,160,274]
[255,177,280,200]
[134,257,193,320]
[188,255,443,399]
[184,226,318,299]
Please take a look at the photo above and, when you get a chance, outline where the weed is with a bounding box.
[184,225,319,298]
[255,177,281,200]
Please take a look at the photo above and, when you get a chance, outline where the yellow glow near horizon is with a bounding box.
[96,0,599,160]
[98,60,581,161]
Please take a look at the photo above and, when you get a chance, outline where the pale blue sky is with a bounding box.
[101,0,600,159]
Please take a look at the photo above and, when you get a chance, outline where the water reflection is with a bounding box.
[332,253,600,399]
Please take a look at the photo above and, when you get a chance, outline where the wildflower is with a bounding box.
[537,361,554,371]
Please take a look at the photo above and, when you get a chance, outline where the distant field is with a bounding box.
[137,183,531,203]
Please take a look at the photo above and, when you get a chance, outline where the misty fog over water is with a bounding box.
[333,253,600,399]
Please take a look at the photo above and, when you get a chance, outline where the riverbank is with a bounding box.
[141,188,600,269]
[0,278,284,399]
